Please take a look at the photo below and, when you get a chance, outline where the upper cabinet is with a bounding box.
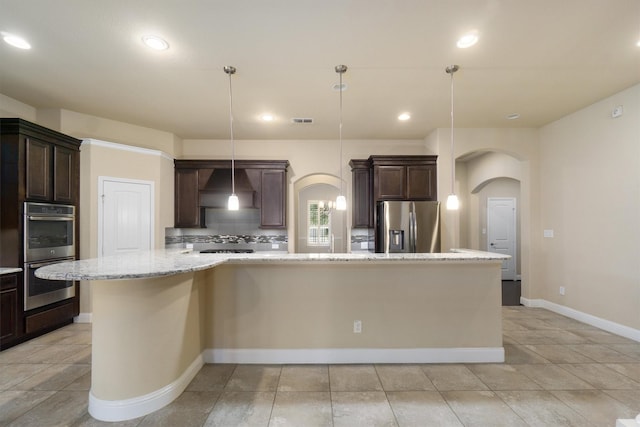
[349,159,373,228]
[370,155,437,202]
[350,155,437,228]
[260,169,287,228]
[174,168,200,228]
[174,160,289,229]
[2,119,81,205]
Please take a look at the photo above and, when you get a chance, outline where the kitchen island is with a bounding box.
[37,249,508,422]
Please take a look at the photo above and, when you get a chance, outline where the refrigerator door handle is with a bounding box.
[409,210,416,253]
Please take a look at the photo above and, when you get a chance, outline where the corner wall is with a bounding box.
[538,84,640,330]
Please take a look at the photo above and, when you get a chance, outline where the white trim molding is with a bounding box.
[74,313,92,323]
[88,354,204,422]
[521,297,640,342]
[204,347,505,365]
[82,138,173,161]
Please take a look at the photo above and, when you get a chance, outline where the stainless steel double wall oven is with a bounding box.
[23,202,76,310]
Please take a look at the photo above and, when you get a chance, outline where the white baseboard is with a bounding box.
[520,297,640,342]
[203,347,504,364]
[74,313,92,323]
[88,353,204,422]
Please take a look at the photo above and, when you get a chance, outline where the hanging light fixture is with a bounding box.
[445,64,460,210]
[335,64,348,211]
[224,65,239,211]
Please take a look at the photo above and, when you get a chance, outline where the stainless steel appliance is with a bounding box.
[23,202,76,310]
[375,201,440,253]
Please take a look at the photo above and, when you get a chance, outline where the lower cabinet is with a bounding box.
[0,273,19,348]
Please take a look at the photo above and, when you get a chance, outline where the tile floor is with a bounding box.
[0,307,639,426]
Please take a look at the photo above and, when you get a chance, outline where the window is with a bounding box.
[308,200,331,246]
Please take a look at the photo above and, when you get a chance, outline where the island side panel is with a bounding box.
[90,271,207,401]
[206,262,502,352]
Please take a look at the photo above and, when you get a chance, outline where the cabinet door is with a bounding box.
[26,137,52,201]
[53,145,75,203]
[175,168,201,227]
[260,170,286,228]
[352,167,372,228]
[374,165,406,200]
[0,274,18,346]
[406,164,437,200]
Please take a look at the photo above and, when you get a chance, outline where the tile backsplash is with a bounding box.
[166,208,288,252]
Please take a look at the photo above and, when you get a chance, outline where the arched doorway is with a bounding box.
[458,151,523,305]
[293,174,347,253]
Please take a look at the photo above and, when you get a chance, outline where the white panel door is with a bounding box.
[99,177,154,257]
[487,197,516,280]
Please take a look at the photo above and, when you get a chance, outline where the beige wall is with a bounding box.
[431,127,539,300]
[206,262,502,350]
[538,84,640,329]
[78,140,175,313]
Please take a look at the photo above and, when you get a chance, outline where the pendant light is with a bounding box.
[445,64,460,210]
[335,64,348,211]
[224,65,239,211]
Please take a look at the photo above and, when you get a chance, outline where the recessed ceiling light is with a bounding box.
[457,32,478,48]
[2,32,31,49]
[636,39,640,47]
[398,113,411,121]
[142,35,169,50]
[506,113,520,120]
[261,114,274,122]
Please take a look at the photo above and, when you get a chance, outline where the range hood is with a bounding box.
[199,168,258,208]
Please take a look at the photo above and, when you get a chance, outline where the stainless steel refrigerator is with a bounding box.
[375,201,440,253]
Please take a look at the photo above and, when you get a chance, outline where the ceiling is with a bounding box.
[1,0,638,141]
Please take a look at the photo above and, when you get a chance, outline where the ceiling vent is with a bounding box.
[291,117,314,124]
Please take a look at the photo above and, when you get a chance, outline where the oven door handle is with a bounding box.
[27,216,74,221]
[28,259,74,269]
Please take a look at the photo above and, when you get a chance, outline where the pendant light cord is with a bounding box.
[339,69,343,196]
[226,67,235,195]
[449,68,455,195]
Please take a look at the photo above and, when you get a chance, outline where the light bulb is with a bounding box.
[228,194,239,211]
[336,195,347,211]
[446,194,459,210]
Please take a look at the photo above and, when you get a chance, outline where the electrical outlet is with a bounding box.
[353,320,362,333]
[559,286,565,296]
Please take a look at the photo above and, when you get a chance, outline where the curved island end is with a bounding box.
[36,249,509,422]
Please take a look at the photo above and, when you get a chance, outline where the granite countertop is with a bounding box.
[35,249,510,281]
[0,267,22,276]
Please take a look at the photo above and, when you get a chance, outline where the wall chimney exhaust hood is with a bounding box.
[200,168,258,208]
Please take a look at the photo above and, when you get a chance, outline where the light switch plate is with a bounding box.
[543,229,554,238]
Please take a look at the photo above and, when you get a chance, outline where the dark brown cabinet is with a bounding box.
[26,138,51,200]
[0,118,81,350]
[350,155,438,229]
[370,155,437,202]
[24,135,78,204]
[260,169,287,228]
[349,159,373,228]
[0,273,19,349]
[174,168,200,228]
[174,160,288,229]
[53,145,76,203]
